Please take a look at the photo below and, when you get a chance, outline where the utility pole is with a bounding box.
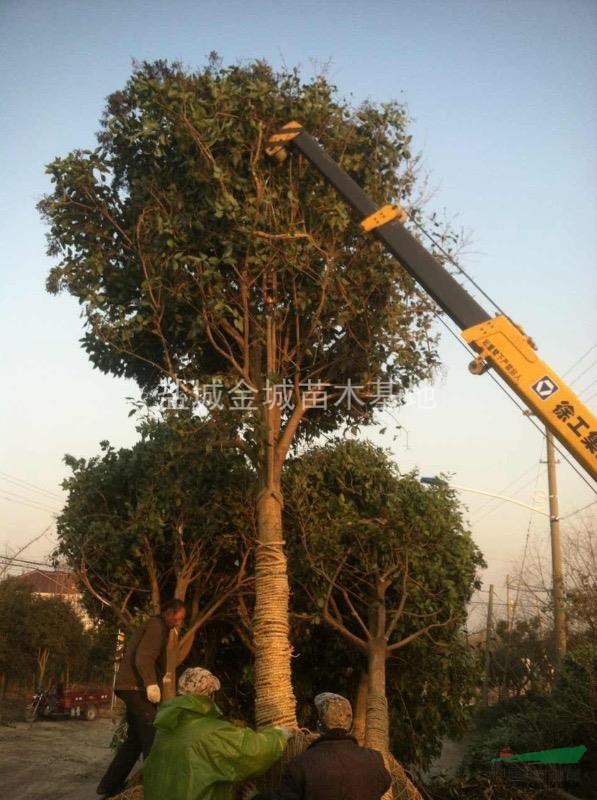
[546,429,566,664]
[482,584,494,707]
[506,574,512,634]
[499,575,514,703]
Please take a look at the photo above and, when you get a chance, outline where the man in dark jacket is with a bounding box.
[244,692,391,800]
[96,599,186,798]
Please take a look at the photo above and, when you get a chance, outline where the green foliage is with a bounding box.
[56,416,254,624]
[0,578,97,688]
[488,617,554,698]
[564,519,597,644]
[388,636,481,768]
[463,644,596,798]
[39,58,440,439]
[284,439,483,633]
[282,439,484,767]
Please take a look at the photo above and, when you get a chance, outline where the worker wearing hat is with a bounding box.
[143,667,290,800]
[244,692,391,800]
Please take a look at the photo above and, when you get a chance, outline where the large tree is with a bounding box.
[283,440,483,768]
[40,57,440,725]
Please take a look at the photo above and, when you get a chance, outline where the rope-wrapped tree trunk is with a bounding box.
[251,308,300,728]
[253,486,297,727]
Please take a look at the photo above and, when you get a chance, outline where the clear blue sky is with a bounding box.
[1,0,595,604]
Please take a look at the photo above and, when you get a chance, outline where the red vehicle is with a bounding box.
[25,683,112,722]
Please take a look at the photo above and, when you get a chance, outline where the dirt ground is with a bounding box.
[0,713,468,800]
[0,717,123,800]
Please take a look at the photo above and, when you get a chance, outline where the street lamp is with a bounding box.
[419,476,553,518]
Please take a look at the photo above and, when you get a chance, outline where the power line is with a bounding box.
[468,600,509,607]
[569,358,597,388]
[408,214,506,317]
[470,461,541,521]
[414,228,597,490]
[508,584,550,593]
[491,588,507,606]
[0,487,61,510]
[472,471,546,525]
[0,471,63,501]
[489,369,595,495]
[392,214,596,498]
[562,343,597,380]
[576,378,597,397]
[473,439,545,526]
[501,470,542,696]
[0,555,55,569]
[560,500,597,521]
[0,493,60,514]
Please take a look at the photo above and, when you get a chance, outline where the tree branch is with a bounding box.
[387,616,456,652]
[385,555,409,640]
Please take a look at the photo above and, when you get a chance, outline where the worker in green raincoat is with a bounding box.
[143,667,290,800]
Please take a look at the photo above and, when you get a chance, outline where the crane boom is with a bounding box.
[266,122,597,481]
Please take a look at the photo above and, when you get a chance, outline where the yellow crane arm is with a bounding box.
[267,122,597,480]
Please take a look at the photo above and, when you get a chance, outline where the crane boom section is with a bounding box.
[267,122,597,481]
[464,317,596,480]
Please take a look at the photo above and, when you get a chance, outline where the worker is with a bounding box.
[96,598,186,798]
[142,666,291,800]
[242,692,392,800]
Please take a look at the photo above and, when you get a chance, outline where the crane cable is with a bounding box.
[403,211,596,496]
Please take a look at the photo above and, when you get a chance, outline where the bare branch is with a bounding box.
[385,555,409,640]
[341,587,371,641]
[176,550,251,664]
[320,554,368,653]
[77,560,134,629]
[387,616,456,652]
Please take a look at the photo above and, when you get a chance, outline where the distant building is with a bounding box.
[15,569,92,628]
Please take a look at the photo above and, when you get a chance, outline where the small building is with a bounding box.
[15,570,92,628]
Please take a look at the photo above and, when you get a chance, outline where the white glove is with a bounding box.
[146,684,161,704]
[274,725,294,741]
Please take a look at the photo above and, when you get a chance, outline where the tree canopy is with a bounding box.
[283,439,484,765]
[40,56,446,729]
[56,417,254,678]
[284,440,483,649]
[40,57,438,436]
[0,578,96,691]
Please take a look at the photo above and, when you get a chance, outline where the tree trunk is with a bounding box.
[366,591,422,800]
[37,648,50,689]
[142,535,161,614]
[365,635,389,753]
[353,670,368,745]
[162,628,179,701]
[0,673,5,724]
[365,590,389,753]
[253,484,297,727]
